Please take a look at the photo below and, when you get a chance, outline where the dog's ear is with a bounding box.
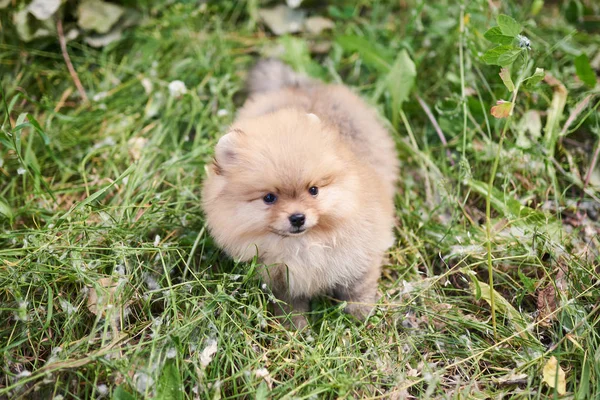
[213,129,242,174]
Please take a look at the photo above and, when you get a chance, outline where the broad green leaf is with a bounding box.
[336,35,392,72]
[113,386,136,400]
[385,49,416,112]
[524,67,545,88]
[78,0,124,34]
[491,100,513,118]
[157,361,183,400]
[482,45,514,65]
[0,197,13,222]
[483,27,513,45]
[474,280,534,340]
[497,14,521,37]
[497,48,523,66]
[530,0,544,16]
[256,381,269,400]
[499,68,515,91]
[574,53,596,87]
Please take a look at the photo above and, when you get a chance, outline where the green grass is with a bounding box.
[1,0,600,398]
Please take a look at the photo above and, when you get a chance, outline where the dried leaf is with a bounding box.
[258,5,305,36]
[542,356,566,395]
[87,276,118,316]
[543,74,568,154]
[491,100,513,118]
[537,283,557,327]
[304,16,334,35]
[127,137,148,161]
[499,68,515,92]
[561,94,592,136]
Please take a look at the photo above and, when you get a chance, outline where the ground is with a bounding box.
[1,0,599,399]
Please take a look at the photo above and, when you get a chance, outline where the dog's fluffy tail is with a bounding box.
[247,59,311,94]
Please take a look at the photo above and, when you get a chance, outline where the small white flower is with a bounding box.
[93,92,108,102]
[286,0,302,8]
[217,109,229,117]
[97,384,108,396]
[17,167,26,175]
[517,34,531,49]
[168,80,187,98]
[153,235,161,247]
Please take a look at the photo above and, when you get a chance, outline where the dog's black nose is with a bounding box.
[289,213,306,227]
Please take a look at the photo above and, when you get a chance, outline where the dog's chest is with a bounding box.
[261,236,371,297]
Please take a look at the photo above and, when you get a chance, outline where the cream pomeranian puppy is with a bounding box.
[202,59,398,328]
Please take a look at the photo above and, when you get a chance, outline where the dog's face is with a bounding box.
[202,110,361,256]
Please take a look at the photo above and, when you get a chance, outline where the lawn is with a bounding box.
[1,0,599,398]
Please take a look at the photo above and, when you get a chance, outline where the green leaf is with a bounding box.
[256,381,269,400]
[483,27,514,45]
[530,0,544,16]
[157,361,183,400]
[336,35,392,72]
[497,48,523,66]
[278,36,325,78]
[385,49,416,113]
[518,269,536,293]
[113,386,136,400]
[482,45,514,65]
[0,197,14,223]
[524,67,545,88]
[474,280,535,340]
[497,14,521,37]
[499,68,515,91]
[574,54,597,87]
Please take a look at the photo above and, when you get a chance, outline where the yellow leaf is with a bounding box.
[491,100,513,119]
[542,356,566,395]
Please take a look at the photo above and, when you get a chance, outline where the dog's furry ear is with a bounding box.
[213,129,242,174]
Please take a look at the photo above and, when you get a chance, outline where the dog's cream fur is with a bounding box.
[202,60,398,327]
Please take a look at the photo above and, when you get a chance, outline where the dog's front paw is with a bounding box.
[344,302,375,321]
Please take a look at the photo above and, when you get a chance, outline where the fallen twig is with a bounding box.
[57,19,89,104]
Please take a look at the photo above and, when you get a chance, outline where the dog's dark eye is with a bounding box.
[308,186,319,196]
[263,193,277,204]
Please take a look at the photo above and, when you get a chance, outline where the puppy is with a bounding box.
[202,59,398,328]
